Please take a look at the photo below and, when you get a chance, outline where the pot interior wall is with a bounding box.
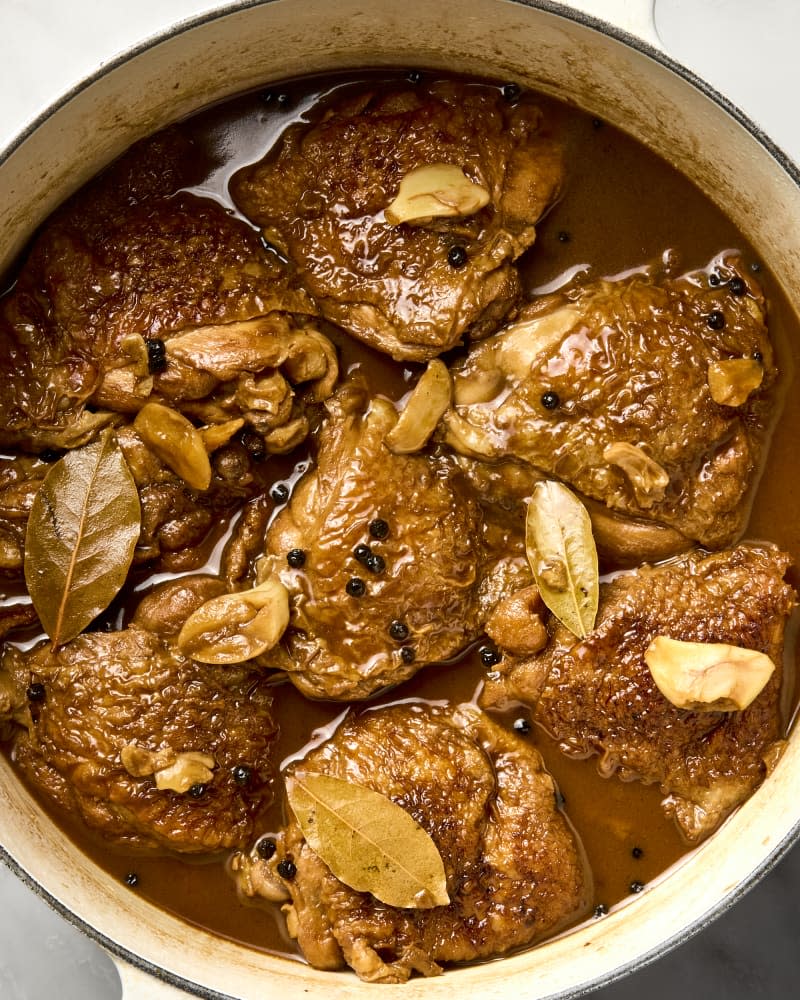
[2,1,800,998]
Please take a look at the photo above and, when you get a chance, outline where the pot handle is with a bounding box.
[554,0,663,51]
[113,956,196,999]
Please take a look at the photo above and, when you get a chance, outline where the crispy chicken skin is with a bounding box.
[261,380,530,700]
[0,625,278,852]
[444,257,774,550]
[236,703,590,982]
[231,80,563,361]
[0,128,335,452]
[483,545,795,840]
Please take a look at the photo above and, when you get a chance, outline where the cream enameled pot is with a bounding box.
[2,2,800,997]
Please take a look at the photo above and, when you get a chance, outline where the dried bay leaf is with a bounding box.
[525,480,598,639]
[24,432,141,647]
[286,772,449,909]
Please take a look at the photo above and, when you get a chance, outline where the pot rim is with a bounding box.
[2,2,800,997]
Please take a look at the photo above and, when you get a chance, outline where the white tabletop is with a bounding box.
[1,2,799,998]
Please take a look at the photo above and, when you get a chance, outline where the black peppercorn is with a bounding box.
[287,548,306,568]
[751,261,762,273]
[629,880,645,894]
[593,903,608,918]
[513,717,531,734]
[188,783,207,799]
[729,276,746,296]
[541,391,560,410]
[257,838,277,861]
[354,543,372,565]
[125,872,139,887]
[26,682,45,703]
[346,577,366,597]
[707,310,726,330]
[389,620,410,641]
[271,483,290,504]
[232,765,251,786]
[369,518,390,540]
[366,553,386,574]
[448,245,468,269]
[557,230,571,243]
[407,70,423,84]
[400,646,416,664]
[708,272,721,286]
[146,338,167,374]
[753,351,764,363]
[479,645,501,667]
[502,82,521,102]
[277,859,297,880]
[631,846,643,859]
[240,429,266,461]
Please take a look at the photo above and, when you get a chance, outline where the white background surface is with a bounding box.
[1,2,799,997]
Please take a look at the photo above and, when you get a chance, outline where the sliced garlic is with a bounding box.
[384,360,452,454]
[384,163,490,226]
[177,576,290,665]
[134,401,212,491]
[707,358,763,406]
[154,752,216,793]
[604,442,669,507]
[644,636,775,712]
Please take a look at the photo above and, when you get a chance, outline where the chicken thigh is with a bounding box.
[231,80,563,360]
[0,623,278,852]
[259,380,530,700]
[235,702,590,982]
[483,544,795,840]
[443,257,774,550]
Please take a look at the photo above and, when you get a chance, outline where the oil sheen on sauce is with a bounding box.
[5,70,800,961]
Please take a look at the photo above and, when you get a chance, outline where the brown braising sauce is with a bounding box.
[3,70,800,960]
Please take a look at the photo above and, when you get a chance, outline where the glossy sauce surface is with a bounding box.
[4,70,800,961]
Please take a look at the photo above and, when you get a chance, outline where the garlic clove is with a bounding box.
[384,163,490,226]
[134,401,212,491]
[644,635,775,712]
[177,576,290,664]
[384,360,451,454]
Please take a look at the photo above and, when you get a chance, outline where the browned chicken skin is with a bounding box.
[231,80,564,360]
[236,702,590,982]
[0,129,335,452]
[444,257,774,550]
[0,624,278,852]
[260,380,531,700]
[483,544,795,840]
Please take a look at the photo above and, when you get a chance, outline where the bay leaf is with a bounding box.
[285,772,449,909]
[24,432,141,647]
[525,480,598,639]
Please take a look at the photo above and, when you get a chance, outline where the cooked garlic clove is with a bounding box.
[154,752,216,793]
[201,418,245,452]
[177,576,290,664]
[384,163,490,226]
[604,442,669,507]
[134,402,212,491]
[707,358,763,406]
[385,360,452,454]
[644,636,775,711]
